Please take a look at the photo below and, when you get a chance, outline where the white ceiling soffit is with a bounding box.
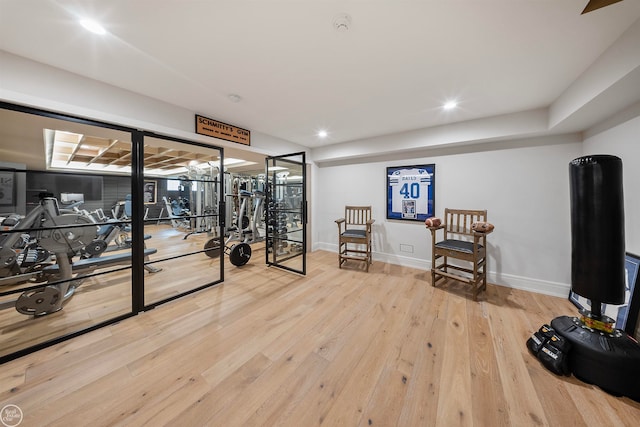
[1,1,640,165]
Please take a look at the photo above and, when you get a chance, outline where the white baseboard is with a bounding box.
[312,243,571,298]
[487,272,570,298]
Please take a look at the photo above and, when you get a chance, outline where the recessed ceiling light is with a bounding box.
[443,101,458,110]
[80,19,106,35]
[318,130,328,138]
[228,94,242,103]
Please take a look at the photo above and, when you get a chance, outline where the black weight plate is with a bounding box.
[16,286,61,316]
[241,215,250,229]
[204,237,222,258]
[85,239,108,256]
[229,243,252,266]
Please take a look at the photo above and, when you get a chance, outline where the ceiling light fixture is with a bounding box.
[228,94,242,103]
[443,100,458,110]
[79,19,106,35]
[318,130,328,138]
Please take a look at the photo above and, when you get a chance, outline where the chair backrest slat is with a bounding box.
[345,205,371,226]
[444,208,487,238]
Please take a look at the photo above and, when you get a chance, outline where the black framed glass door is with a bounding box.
[0,102,225,364]
[141,133,224,308]
[265,152,306,275]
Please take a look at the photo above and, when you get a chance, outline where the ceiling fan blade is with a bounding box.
[582,0,624,14]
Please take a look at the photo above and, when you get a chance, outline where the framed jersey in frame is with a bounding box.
[386,164,435,221]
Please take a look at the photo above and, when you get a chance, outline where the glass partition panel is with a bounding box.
[0,106,135,361]
[265,152,306,275]
[141,135,223,307]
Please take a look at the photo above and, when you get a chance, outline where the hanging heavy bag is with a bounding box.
[526,324,555,355]
[537,333,571,376]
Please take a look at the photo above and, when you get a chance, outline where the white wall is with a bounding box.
[583,108,640,256]
[0,51,306,159]
[3,50,639,299]
[315,137,583,297]
[315,104,640,297]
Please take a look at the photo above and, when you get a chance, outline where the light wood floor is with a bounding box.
[1,250,639,426]
[0,224,224,358]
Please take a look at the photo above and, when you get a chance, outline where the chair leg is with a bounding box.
[431,249,436,287]
[482,261,487,291]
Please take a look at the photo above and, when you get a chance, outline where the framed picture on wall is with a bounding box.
[569,252,640,334]
[386,164,435,221]
[144,180,157,204]
[620,252,640,335]
[0,171,15,206]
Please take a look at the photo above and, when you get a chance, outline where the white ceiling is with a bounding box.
[1,1,640,151]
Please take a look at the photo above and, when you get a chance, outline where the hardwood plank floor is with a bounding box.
[1,250,639,426]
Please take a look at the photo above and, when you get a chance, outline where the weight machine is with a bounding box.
[202,173,266,267]
[162,196,191,230]
[0,193,159,316]
[229,189,265,244]
[183,164,219,239]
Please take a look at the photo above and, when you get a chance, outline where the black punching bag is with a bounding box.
[569,155,625,316]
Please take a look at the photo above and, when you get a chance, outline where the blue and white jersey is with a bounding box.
[388,168,433,216]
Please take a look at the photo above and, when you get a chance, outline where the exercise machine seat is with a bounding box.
[124,194,132,217]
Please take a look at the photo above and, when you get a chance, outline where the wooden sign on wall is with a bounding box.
[195,115,250,146]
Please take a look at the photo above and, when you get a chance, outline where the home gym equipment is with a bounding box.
[0,194,94,285]
[267,199,290,255]
[231,189,265,244]
[0,193,159,316]
[569,155,626,323]
[528,155,640,402]
[203,172,267,266]
[162,196,191,230]
[526,323,571,376]
[159,164,219,238]
[550,315,640,402]
[203,237,251,266]
[183,164,219,239]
